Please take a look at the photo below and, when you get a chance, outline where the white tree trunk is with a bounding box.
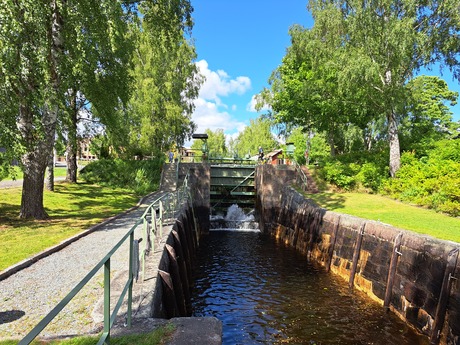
[388,110,401,177]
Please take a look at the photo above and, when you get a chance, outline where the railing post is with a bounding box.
[127,232,134,328]
[104,258,111,344]
[151,206,156,251]
[142,218,147,280]
[152,208,158,252]
[159,201,164,237]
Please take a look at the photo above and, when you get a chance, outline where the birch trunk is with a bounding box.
[66,89,78,183]
[384,69,401,177]
[388,110,401,177]
[45,149,55,191]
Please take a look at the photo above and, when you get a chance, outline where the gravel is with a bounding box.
[0,192,164,341]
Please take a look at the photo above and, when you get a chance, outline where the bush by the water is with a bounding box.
[317,139,460,216]
[80,158,163,195]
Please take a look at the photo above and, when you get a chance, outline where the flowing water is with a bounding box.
[191,206,429,345]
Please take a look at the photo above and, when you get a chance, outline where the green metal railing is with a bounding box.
[19,174,193,345]
[208,157,256,165]
[292,160,309,190]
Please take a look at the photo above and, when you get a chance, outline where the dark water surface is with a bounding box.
[191,230,429,345]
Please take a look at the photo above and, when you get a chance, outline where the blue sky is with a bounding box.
[189,0,460,143]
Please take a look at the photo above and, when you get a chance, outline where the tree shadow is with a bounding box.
[306,192,347,211]
[0,310,25,324]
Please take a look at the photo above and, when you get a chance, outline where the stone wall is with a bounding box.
[256,164,460,345]
[179,163,210,234]
[152,202,199,319]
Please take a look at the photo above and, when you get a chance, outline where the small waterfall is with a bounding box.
[210,204,260,232]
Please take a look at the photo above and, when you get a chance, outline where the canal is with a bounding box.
[190,229,430,345]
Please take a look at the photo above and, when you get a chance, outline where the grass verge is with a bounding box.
[0,182,139,271]
[0,322,176,345]
[2,167,68,181]
[306,191,460,243]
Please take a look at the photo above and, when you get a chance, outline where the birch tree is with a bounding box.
[264,0,460,177]
[309,0,460,176]
[0,0,131,218]
[126,0,201,157]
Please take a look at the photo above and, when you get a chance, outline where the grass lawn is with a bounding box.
[306,191,460,243]
[0,323,175,345]
[0,182,139,271]
[3,166,68,181]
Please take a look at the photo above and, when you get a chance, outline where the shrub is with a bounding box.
[80,158,163,195]
[356,162,383,192]
[320,160,356,190]
[318,151,388,192]
[382,143,460,216]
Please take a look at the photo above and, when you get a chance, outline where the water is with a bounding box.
[210,204,260,232]
[190,207,429,345]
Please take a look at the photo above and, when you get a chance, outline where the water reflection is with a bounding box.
[191,231,429,345]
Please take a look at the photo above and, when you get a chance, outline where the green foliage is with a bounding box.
[309,132,331,164]
[356,163,384,192]
[234,117,278,158]
[264,0,460,177]
[286,127,307,164]
[80,158,163,195]
[399,76,458,152]
[382,140,460,216]
[318,150,389,192]
[125,1,201,156]
[316,138,460,216]
[191,128,227,157]
[320,160,357,190]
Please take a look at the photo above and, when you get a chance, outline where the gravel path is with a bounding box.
[0,177,66,189]
[0,192,165,340]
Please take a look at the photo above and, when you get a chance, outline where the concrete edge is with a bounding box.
[0,191,158,281]
[109,317,222,345]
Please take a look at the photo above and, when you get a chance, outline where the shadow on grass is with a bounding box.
[0,203,23,227]
[0,183,139,228]
[48,183,138,220]
[305,192,347,211]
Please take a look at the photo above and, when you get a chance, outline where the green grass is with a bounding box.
[2,166,68,181]
[0,323,176,345]
[306,191,460,243]
[0,182,139,271]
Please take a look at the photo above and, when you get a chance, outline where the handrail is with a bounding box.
[208,157,256,165]
[211,170,255,211]
[292,160,309,190]
[20,172,193,345]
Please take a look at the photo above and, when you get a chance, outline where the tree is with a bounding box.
[191,129,227,158]
[258,21,367,157]
[125,0,202,157]
[0,0,65,218]
[399,75,458,152]
[234,117,278,158]
[263,0,460,177]
[61,1,133,182]
[308,0,460,176]
[0,0,132,218]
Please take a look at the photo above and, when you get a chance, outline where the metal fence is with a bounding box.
[19,174,193,345]
[292,160,309,190]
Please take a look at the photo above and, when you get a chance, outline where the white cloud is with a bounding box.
[190,60,250,140]
[196,60,251,105]
[246,94,271,112]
